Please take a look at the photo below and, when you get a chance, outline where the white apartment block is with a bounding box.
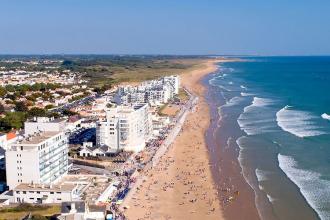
[96,103,152,153]
[114,75,180,106]
[5,131,69,190]
[163,75,180,94]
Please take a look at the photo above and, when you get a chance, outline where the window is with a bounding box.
[37,191,40,194]
[50,192,54,194]
[16,191,20,194]
[56,192,61,194]
[57,198,62,200]
[23,191,26,194]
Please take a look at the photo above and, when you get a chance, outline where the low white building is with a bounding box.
[13,183,79,204]
[96,103,152,153]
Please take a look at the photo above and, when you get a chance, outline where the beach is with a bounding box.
[124,59,225,220]
[126,61,223,219]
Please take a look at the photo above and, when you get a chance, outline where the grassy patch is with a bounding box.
[76,57,208,87]
[177,88,189,103]
[0,204,60,220]
[157,103,168,116]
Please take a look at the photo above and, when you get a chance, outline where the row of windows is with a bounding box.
[16,197,62,202]
[16,191,62,194]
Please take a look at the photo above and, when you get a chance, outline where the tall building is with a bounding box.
[163,75,180,95]
[96,103,152,153]
[5,131,68,190]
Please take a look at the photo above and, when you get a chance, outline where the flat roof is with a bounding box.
[14,183,76,192]
[26,118,66,123]
[15,131,62,145]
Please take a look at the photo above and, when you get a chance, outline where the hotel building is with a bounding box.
[5,131,69,190]
[96,103,152,153]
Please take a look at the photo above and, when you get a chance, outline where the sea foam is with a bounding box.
[321,113,330,120]
[278,154,330,220]
[240,92,254,97]
[237,97,276,135]
[276,106,326,138]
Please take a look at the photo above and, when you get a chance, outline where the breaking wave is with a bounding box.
[278,154,330,220]
[276,106,327,138]
[321,113,330,120]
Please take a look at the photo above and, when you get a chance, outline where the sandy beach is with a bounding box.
[124,59,226,220]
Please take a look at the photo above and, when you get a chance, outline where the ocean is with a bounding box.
[207,57,330,220]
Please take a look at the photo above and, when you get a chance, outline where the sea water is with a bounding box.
[209,57,330,220]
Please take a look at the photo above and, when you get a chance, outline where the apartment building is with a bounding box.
[114,75,180,106]
[96,103,152,153]
[5,131,68,190]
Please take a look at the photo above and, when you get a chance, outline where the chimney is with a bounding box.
[70,202,77,214]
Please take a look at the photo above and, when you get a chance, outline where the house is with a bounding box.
[79,142,108,157]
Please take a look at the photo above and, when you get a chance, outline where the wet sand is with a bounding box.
[204,76,261,220]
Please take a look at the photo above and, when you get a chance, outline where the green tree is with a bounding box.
[14,101,28,112]
[62,109,78,116]
[28,107,47,117]
[0,86,6,97]
[0,103,5,114]
[1,112,26,130]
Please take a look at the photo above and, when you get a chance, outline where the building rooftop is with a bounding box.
[14,183,76,192]
[15,131,62,145]
[26,117,66,123]
[61,201,86,214]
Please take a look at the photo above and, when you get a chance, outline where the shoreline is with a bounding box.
[203,71,261,220]
[124,58,225,219]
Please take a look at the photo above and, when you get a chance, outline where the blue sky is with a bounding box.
[0,0,330,55]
